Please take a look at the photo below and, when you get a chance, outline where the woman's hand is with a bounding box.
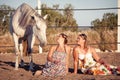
[98,58,107,65]
[53,60,60,64]
[98,58,105,64]
[47,46,56,62]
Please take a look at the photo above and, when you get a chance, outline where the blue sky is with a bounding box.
[0,0,117,26]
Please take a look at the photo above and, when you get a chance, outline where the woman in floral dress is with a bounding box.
[73,33,119,75]
[34,33,71,76]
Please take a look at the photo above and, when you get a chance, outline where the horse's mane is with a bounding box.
[17,3,41,28]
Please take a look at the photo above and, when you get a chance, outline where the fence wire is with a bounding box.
[0,7,119,11]
[0,7,119,52]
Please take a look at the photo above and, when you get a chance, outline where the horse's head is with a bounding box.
[31,14,47,47]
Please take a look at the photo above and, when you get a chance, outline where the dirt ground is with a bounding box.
[0,52,120,80]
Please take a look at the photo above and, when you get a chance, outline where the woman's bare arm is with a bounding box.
[47,46,55,62]
[73,47,78,74]
[66,46,71,73]
[91,47,100,62]
[92,47,108,65]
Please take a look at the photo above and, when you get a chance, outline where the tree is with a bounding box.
[63,4,73,26]
[53,4,59,10]
[91,13,117,30]
[91,13,117,51]
[0,4,14,35]
[62,4,77,31]
[41,3,78,31]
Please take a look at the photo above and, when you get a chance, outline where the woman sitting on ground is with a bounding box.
[73,33,119,75]
[34,33,71,76]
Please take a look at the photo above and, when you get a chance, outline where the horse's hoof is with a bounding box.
[20,60,24,67]
[29,68,34,71]
[29,67,34,72]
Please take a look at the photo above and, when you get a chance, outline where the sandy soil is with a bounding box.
[0,52,120,80]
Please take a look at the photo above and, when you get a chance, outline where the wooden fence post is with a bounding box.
[118,0,120,52]
[37,0,42,53]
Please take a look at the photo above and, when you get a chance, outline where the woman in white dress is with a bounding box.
[73,33,119,75]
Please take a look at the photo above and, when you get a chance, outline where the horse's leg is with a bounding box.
[27,34,35,71]
[13,33,19,70]
[19,38,24,67]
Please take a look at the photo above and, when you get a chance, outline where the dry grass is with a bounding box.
[0,28,117,53]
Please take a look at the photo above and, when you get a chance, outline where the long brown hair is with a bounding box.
[59,33,68,44]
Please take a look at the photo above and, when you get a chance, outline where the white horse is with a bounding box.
[10,3,47,70]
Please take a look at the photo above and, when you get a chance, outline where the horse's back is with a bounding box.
[11,3,35,36]
[12,3,35,28]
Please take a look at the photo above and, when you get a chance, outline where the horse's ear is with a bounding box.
[43,14,48,20]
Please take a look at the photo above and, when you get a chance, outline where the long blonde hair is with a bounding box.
[79,33,88,48]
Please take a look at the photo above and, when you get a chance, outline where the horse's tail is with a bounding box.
[22,39,28,56]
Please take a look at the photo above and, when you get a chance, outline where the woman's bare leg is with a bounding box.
[34,70,42,76]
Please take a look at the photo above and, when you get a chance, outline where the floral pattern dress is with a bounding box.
[79,53,118,75]
[42,51,67,77]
